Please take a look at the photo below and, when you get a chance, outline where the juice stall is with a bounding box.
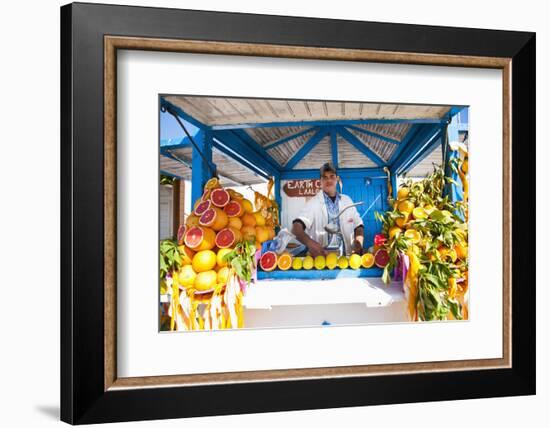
[159,96,469,331]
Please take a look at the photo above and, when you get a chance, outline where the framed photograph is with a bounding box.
[61,2,535,424]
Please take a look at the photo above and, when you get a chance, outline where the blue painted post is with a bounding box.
[330,129,339,168]
[390,169,398,200]
[443,116,463,203]
[274,175,282,227]
[191,130,215,204]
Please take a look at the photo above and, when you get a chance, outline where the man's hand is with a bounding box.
[308,240,328,258]
[351,239,364,255]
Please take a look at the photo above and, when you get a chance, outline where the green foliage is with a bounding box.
[374,162,468,322]
[159,239,182,279]
[160,174,176,185]
[222,240,257,284]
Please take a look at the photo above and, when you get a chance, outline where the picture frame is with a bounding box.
[61,2,535,424]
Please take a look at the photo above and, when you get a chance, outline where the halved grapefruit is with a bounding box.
[210,188,230,208]
[223,200,244,217]
[176,224,186,245]
[184,226,216,251]
[259,251,277,271]
[199,207,228,231]
[215,227,242,249]
[374,248,390,268]
[194,199,211,217]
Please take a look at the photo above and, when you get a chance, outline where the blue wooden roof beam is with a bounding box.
[211,117,446,130]
[284,128,330,170]
[344,125,400,145]
[337,126,386,167]
[160,98,208,130]
[263,127,318,150]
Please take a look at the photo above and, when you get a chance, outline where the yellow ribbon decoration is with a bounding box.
[405,249,420,321]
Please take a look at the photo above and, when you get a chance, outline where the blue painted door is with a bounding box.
[339,176,389,250]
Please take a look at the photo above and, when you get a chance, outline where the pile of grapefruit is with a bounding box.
[176,178,276,292]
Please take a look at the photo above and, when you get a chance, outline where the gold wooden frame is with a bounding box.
[104,36,512,392]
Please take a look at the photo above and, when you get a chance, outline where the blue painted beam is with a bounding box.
[387,124,420,165]
[330,129,339,168]
[264,127,318,150]
[345,125,400,145]
[160,169,187,180]
[232,129,283,172]
[213,131,280,176]
[281,167,387,180]
[160,137,192,149]
[444,106,467,122]
[391,124,443,175]
[160,148,192,168]
[211,117,445,130]
[160,98,209,130]
[337,126,386,167]
[285,128,329,170]
[212,139,272,181]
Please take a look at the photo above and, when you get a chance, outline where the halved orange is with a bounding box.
[361,253,375,268]
[412,206,428,220]
[277,252,293,271]
[404,229,421,244]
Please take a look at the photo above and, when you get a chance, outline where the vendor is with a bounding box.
[291,162,365,257]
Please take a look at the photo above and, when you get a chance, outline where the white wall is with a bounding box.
[0,1,546,427]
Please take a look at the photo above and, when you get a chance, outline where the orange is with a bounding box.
[178,264,197,289]
[216,248,233,268]
[177,245,195,265]
[438,246,458,263]
[204,177,220,190]
[227,188,244,200]
[267,227,276,239]
[194,270,218,291]
[395,214,409,228]
[455,243,468,260]
[277,253,293,270]
[241,212,257,227]
[404,229,421,244]
[397,187,409,200]
[217,266,231,285]
[241,199,254,213]
[361,253,375,268]
[255,226,270,243]
[227,216,242,230]
[398,200,414,214]
[253,211,266,226]
[240,225,256,242]
[388,226,402,239]
[192,250,217,273]
[185,214,200,227]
